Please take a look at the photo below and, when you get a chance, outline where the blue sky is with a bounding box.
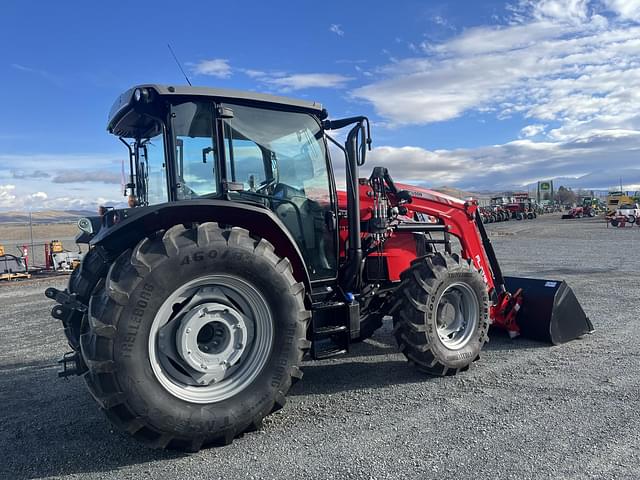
[1,0,640,210]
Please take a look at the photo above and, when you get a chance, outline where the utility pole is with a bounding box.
[29,208,34,269]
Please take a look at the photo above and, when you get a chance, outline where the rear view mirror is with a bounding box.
[356,124,366,166]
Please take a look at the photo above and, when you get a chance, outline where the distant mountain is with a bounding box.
[0,210,95,224]
[432,186,497,200]
[523,169,640,193]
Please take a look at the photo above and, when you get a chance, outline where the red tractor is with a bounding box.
[505,193,536,220]
[46,85,592,451]
[489,196,511,222]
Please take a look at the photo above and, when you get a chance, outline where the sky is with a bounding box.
[1,0,640,210]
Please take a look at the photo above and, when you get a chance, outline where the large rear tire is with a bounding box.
[80,223,310,451]
[390,252,490,375]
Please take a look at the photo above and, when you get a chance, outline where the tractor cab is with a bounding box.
[106,85,356,281]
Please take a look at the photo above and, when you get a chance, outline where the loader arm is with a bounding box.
[392,183,498,293]
[389,183,525,335]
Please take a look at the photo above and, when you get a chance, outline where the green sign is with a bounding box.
[540,182,551,191]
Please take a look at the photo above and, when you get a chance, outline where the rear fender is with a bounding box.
[90,200,311,291]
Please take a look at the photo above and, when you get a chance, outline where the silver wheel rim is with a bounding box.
[435,282,479,350]
[148,274,273,404]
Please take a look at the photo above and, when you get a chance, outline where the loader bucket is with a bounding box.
[504,276,594,345]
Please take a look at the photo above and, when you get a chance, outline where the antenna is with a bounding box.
[167,43,192,86]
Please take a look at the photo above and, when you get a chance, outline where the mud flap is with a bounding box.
[504,276,594,345]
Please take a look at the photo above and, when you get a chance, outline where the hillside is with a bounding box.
[0,210,94,224]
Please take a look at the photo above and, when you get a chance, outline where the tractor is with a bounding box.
[46,85,593,451]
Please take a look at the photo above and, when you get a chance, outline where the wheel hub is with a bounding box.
[150,276,273,403]
[175,302,248,383]
[435,282,479,350]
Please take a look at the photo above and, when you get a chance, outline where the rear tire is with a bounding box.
[390,252,490,376]
[80,223,310,451]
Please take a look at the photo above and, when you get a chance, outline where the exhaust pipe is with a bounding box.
[504,276,594,344]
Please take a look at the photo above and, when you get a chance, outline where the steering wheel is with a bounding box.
[256,177,277,194]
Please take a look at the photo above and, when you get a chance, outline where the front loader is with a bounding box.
[46,84,593,451]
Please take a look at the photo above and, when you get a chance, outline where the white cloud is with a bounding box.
[30,192,47,201]
[352,1,640,141]
[0,185,17,207]
[0,153,126,211]
[329,24,344,36]
[364,129,640,191]
[242,69,267,78]
[529,0,590,23]
[520,124,547,137]
[191,59,232,78]
[265,73,353,91]
[353,17,640,126]
[601,0,640,21]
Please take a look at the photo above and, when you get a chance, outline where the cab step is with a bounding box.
[310,300,358,360]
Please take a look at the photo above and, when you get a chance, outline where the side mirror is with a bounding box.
[356,124,367,166]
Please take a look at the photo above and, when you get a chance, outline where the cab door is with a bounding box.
[220,103,338,281]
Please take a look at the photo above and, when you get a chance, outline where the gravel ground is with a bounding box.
[1,214,638,480]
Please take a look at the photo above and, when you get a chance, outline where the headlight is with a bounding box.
[133,88,149,103]
[77,217,93,234]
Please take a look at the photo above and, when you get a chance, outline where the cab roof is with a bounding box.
[108,84,324,137]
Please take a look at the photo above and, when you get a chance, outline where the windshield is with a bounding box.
[222,103,330,198]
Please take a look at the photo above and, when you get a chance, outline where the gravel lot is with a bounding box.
[1,214,638,480]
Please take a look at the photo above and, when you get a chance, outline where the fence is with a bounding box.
[0,221,86,270]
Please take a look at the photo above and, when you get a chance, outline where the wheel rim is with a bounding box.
[148,275,273,404]
[435,282,479,350]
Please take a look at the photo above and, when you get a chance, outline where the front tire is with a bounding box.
[80,223,310,451]
[390,252,490,376]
